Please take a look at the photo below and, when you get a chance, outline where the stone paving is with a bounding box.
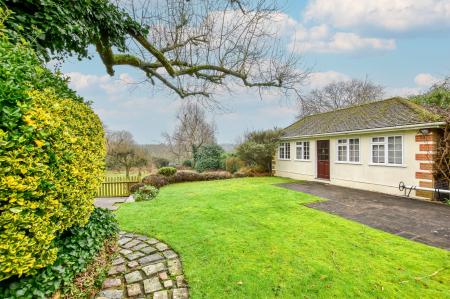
[96,232,189,299]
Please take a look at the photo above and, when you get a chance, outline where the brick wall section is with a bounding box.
[419,163,433,171]
[415,130,437,200]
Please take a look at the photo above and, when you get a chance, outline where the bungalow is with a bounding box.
[274,98,447,200]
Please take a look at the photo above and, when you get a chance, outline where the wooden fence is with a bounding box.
[96,175,141,197]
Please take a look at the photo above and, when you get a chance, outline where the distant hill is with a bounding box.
[220,143,237,152]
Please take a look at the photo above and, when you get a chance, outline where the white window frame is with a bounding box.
[279,142,291,160]
[335,138,360,164]
[370,135,404,166]
[295,141,310,161]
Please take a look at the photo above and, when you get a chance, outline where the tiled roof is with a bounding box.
[283,98,442,138]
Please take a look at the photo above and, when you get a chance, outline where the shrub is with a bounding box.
[233,166,268,178]
[236,128,282,172]
[158,166,177,177]
[202,171,232,180]
[0,20,105,281]
[152,157,170,168]
[0,208,118,299]
[182,159,193,167]
[142,175,169,189]
[129,182,145,193]
[194,144,224,172]
[133,185,159,201]
[225,157,244,173]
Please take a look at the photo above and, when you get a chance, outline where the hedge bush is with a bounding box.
[157,166,177,177]
[0,208,118,299]
[133,185,159,201]
[194,144,224,172]
[0,13,105,280]
[225,157,244,174]
[182,159,193,167]
[142,170,234,188]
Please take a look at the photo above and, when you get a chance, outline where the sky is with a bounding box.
[60,0,450,144]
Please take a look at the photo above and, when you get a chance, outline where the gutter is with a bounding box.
[280,122,446,140]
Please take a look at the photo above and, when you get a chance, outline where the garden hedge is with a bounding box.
[0,12,106,280]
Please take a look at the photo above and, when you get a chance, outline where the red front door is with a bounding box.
[317,140,330,180]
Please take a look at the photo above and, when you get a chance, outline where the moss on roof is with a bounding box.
[283,98,443,138]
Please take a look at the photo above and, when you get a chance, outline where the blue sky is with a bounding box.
[60,0,450,144]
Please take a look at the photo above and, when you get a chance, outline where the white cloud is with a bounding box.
[386,72,442,97]
[414,73,441,87]
[304,0,450,32]
[288,24,395,53]
[65,72,140,96]
[306,71,351,89]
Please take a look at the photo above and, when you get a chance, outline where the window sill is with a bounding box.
[368,163,407,168]
[294,159,311,162]
[278,158,291,161]
[335,161,362,165]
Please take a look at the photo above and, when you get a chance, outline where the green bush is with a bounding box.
[142,175,169,189]
[158,166,177,176]
[225,157,244,174]
[134,185,159,201]
[182,159,193,167]
[0,208,118,299]
[0,12,105,280]
[194,144,224,172]
[152,157,170,168]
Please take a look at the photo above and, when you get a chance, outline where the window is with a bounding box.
[279,142,290,160]
[337,139,348,162]
[337,138,360,163]
[296,141,310,160]
[349,138,360,162]
[371,136,402,165]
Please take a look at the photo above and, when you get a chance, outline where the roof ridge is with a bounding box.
[284,98,402,131]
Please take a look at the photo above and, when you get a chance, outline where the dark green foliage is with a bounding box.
[0,208,118,299]
[153,157,170,168]
[236,129,282,172]
[158,166,177,177]
[2,0,144,61]
[134,185,159,201]
[182,159,193,167]
[411,78,450,110]
[194,144,224,172]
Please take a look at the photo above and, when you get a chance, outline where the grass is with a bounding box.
[116,177,450,298]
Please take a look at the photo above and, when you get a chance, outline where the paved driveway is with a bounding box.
[278,182,450,250]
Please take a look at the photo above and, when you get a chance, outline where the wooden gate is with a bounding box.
[96,176,141,197]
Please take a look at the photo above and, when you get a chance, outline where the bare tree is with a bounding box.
[95,0,307,102]
[163,102,216,162]
[106,130,148,177]
[297,78,384,118]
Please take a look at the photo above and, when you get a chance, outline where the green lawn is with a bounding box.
[115,177,450,298]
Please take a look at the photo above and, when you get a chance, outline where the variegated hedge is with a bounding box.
[0,10,105,280]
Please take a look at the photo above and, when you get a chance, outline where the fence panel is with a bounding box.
[96,175,141,197]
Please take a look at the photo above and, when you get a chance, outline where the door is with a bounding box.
[317,140,330,180]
